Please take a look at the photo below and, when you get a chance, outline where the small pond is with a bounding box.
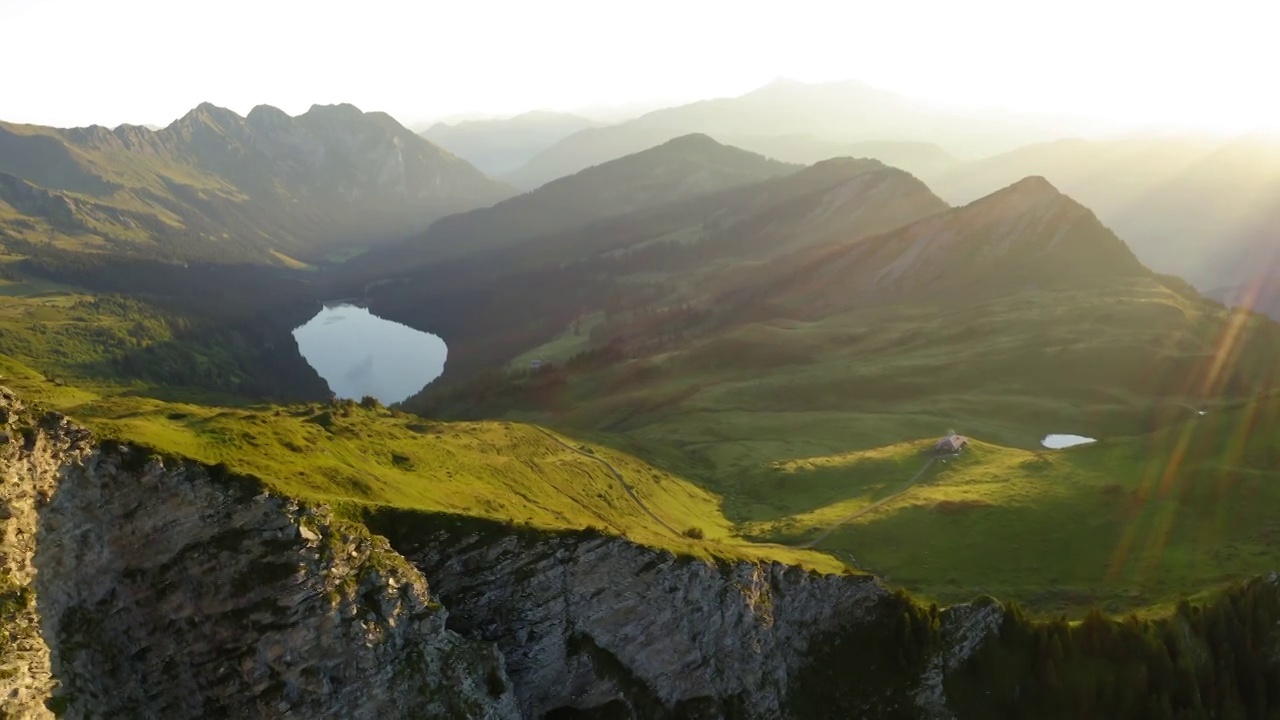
[1041,434,1097,449]
[292,303,447,405]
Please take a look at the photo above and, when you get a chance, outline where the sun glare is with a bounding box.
[3,0,1280,133]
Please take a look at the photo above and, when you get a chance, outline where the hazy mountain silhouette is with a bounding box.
[0,103,515,264]
[926,135,1280,316]
[364,155,949,385]
[755,176,1150,315]
[421,111,601,175]
[375,133,798,269]
[501,78,1106,189]
[725,135,957,177]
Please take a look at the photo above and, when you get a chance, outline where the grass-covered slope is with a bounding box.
[0,352,838,572]
[739,402,1280,614]
[374,158,949,389]
[0,284,326,402]
[495,275,1280,456]
[408,178,1280,613]
[490,277,1280,612]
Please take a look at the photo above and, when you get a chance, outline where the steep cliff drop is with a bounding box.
[369,513,1005,719]
[0,387,518,719]
[0,386,1007,719]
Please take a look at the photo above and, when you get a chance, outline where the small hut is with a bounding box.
[932,433,969,456]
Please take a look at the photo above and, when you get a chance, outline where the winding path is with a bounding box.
[798,457,937,549]
[532,426,683,537]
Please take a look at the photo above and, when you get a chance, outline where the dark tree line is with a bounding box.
[0,240,331,403]
[948,580,1280,718]
[789,578,1280,719]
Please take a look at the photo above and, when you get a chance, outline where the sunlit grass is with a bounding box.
[0,351,842,573]
[726,424,1280,614]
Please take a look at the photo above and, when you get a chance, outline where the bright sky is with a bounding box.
[4,0,1280,131]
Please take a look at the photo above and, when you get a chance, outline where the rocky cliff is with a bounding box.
[0,384,1010,719]
[371,513,1004,719]
[5,394,1280,718]
[0,387,518,719]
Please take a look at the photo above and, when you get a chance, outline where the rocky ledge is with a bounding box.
[0,387,517,719]
[0,385,1005,719]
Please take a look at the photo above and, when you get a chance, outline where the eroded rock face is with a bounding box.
[0,388,519,719]
[379,517,994,720]
[1,384,1011,719]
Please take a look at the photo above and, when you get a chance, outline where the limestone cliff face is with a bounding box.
[1,384,1008,719]
[0,387,519,719]
[375,516,1003,719]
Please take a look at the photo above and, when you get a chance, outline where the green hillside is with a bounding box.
[406,178,1280,612]
[0,351,838,573]
[362,133,799,276]
[6,132,1280,618]
[740,406,1280,614]
[447,284,1280,612]
[371,157,949,386]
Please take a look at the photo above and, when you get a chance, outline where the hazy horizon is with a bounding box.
[4,0,1280,134]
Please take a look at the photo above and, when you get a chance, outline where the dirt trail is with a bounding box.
[533,426,683,537]
[799,457,936,549]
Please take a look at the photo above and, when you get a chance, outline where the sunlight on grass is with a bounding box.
[726,429,1280,614]
[0,352,841,573]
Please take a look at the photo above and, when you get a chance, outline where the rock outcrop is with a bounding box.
[1,384,1013,719]
[0,387,519,719]
[373,514,1005,719]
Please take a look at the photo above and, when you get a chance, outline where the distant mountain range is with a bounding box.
[499,78,1108,190]
[6,89,1278,328]
[749,176,1150,315]
[359,152,949,371]
[355,133,797,275]
[726,136,957,177]
[925,135,1280,315]
[0,103,514,265]
[346,123,1275,432]
[395,159,1279,455]
[420,111,602,175]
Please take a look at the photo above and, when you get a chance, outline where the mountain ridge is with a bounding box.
[380,133,798,269]
[0,103,516,265]
[753,175,1148,315]
[358,152,947,380]
[422,110,601,175]
[502,78,1106,189]
[924,134,1280,319]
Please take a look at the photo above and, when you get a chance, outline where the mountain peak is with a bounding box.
[807,156,888,173]
[657,133,722,151]
[192,102,238,118]
[247,104,289,119]
[420,131,795,262]
[304,103,365,119]
[962,175,1075,216]
[169,102,243,131]
[246,104,292,129]
[1007,175,1061,195]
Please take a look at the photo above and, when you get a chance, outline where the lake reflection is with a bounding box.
[292,304,447,404]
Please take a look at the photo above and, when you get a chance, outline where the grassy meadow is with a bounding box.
[485,278,1280,613]
[732,425,1280,614]
[4,259,1279,615]
[0,350,840,573]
